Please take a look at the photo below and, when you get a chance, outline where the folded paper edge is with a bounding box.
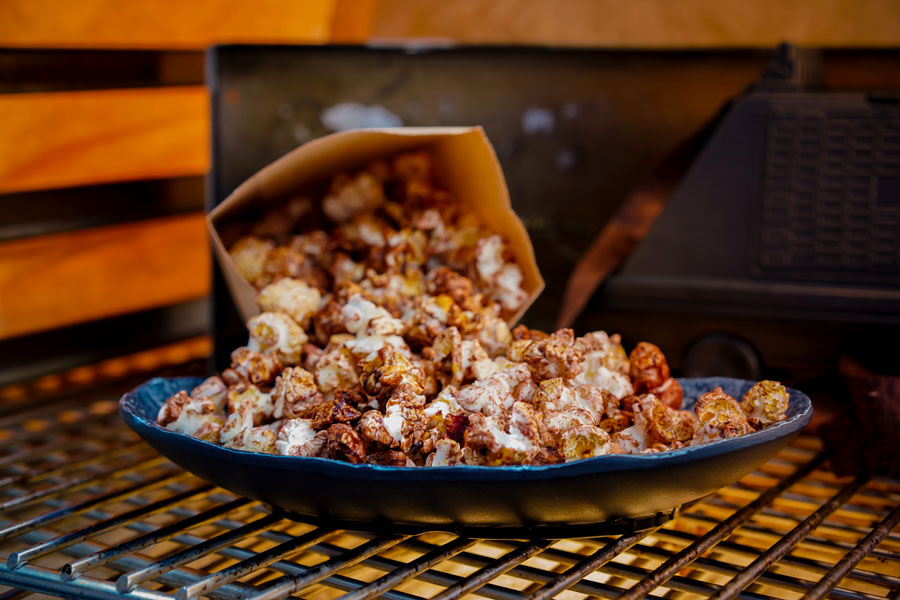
[207,126,544,328]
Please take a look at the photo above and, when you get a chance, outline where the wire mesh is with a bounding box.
[0,396,897,600]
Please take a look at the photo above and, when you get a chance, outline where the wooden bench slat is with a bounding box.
[0,86,209,194]
[0,0,336,49]
[369,0,900,47]
[0,214,210,339]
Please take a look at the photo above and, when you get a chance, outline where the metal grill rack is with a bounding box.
[1,396,899,600]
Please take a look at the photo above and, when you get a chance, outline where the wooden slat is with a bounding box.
[331,0,380,43]
[0,0,336,49]
[370,0,900,47]
[0,214,210,339]
[0,86,208,194]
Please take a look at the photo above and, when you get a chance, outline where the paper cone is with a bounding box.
[208,126,544,327]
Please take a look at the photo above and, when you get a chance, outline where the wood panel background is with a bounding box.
[0,215,210,339]
[0,87,208,194]
[0,0,897,381]
[0,0,337,49]
[368,0,900,47]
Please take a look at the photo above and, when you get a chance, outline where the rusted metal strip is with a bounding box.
[0,454,169,513]
[804,502,900,600]
[526,530,654,600]
[431,540,552,600]
[0,468,180,542]
[249,535,410,600]
[175,527,336,600]
[711,475,868,600]
[7,485,213,569]
[115,512,283,593]
[62,497,251,581]
[337,537,478,600]
[620,452,825,599]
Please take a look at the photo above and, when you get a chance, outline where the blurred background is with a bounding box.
[1,0,899,410]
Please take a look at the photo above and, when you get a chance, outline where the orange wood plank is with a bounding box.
[0,87,209,194]
[370,0,900,47]
[331,0,379,43]
[0,215,210,339]
[0,0,336,49]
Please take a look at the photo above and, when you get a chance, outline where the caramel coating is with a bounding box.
[520,329,584,382]
[629,342,671,392]
[742,380,790,429]
[693,390,754,444]
[323,423,366,463]
[230,347,282,388]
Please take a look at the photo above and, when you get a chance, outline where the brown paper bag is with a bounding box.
[208,126,544,327]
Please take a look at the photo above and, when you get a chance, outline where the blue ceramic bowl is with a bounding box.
[120,377,811,538]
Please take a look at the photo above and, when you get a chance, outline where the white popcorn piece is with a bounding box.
[342,294,405,337]
[427,439,463,466]
[247,312,308,365]
[612,424,650,454]
[570,354,634,399]
[322,172,385,223]
[275,419,325,456]
[224,422,279,454]
[474,235,527,311]
[157,391,224,443]
[220,385,275,445]
[272,367,322,419]
[257,278,322,325]
[314,345,359,393]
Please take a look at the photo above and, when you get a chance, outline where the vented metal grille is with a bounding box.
[1,396,899,600]
[759,108,900,279]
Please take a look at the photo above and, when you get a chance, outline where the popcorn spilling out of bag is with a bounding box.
[160,147,789,466]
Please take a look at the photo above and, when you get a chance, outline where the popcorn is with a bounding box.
[229,236,274,285]
[342,294,405,337]
[165,149,790,466]
[314,345,359,393]
[230,348,282,388]
[359,347,424,402]
[275,419,325,456]
[158,390,224,443]
[632,394,696,446]
[257,278,322,326]
[560,425,618,461]
[575,332,630,376]
[463,403,541,466]
[692,389,754,445]
[427,439,464,466]
[247,312,307,365]
[742,380,790,429]
[367,448,412,466]
[359,410,396,446]
[223,423,278,454]
[189,376,228,412]
[300,398,362,430]
[475,235,528,311]
[323,171,386,223]
[517,329,583,382]
[322,423,367,463]
[272,367,323,419]
[629,342,671,393]
[571,348,634,399]
[430,327,492,386]
[220,384,275,445]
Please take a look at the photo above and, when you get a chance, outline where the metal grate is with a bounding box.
[1,396,899,600]
[759,108,900,280]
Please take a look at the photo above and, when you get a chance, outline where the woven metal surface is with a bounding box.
[0,396,898,600]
